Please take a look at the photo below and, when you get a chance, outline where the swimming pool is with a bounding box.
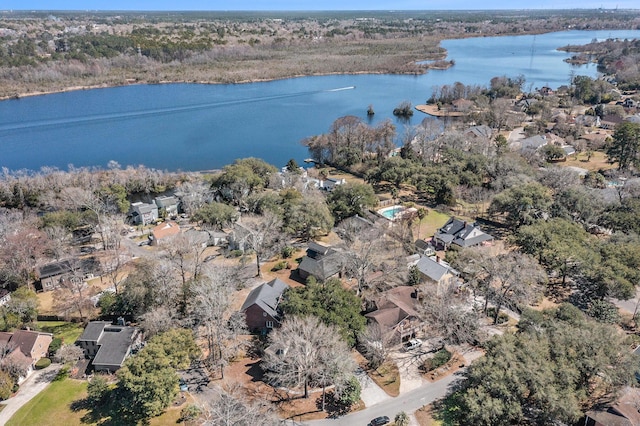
[377,205,406,221]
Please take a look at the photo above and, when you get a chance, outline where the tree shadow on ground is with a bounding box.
[315,392,351,419]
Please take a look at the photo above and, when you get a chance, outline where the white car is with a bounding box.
[403,338,423,351]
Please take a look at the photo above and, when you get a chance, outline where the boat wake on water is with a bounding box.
[0,86,354,133]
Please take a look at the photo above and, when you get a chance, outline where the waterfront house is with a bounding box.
[130,201,158,225]
[154,195,179,218]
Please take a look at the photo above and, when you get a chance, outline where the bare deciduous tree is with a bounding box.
[262,316,355,405]
[358,322,395,369]
[239,213,283,278]
[201,384,280,426]
[190,266,247,379]
[55,344,85,364]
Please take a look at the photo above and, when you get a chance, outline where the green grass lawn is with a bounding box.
[7,377,193,426]
[6,379,88,426]
[416,209,450,240]
[37,321,85,344]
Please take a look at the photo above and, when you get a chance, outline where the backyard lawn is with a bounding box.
[37,321,85,344]
[416,209,450,240]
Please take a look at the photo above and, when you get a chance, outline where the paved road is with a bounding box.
[0,365,61,424]
[305,372,462,426]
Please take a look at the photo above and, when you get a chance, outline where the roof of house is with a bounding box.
[586,387,640,426]
[241,278,289,319]
[0,331,13,348]
[435,217,493,248]
[92,326,138,368]
[520,135,548,151]
[78,321,112,342]
[298,250,343,281]
[155,195,178,205]
[415,255,458,283]
[9,330,53,358]
[131,202,157,214]
[298,242,344,281]
[365,286,420,329]
[465,125,492,139]
[307,241,331,257]
[38,258,100,280]
[151,221,180,240]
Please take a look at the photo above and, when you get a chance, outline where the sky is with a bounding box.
[2,1,639,11]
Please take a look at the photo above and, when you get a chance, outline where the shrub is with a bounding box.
[35,357,51,369]
[422,348,452,372]
[48,337,62,357]
[271,261,288,272]
[281,246,295,258]
[179,404,202,422]
[228,249,244,258]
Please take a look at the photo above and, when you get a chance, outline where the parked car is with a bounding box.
[403,338,423,351]
[368,416,390,426]
[138,240,150,246]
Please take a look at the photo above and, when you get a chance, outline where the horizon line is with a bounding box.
[2,7,639,12]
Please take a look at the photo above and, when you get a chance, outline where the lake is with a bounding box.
[1,29,639,172]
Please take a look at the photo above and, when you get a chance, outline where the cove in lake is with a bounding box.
[1,29,639,173]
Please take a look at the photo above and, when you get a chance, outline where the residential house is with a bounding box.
[149,221,180,246]
[130,201,158,225]
[575,114,601,128]
[297,242,344,282]
[364,286,421,344]
[77,321,140,373]
[0,329,53,381]
[585,387,640,426]
[240,278,289,334]
[518,134,548,152]
[37,257,101,292]
[320,177,346,191]
[415,239,436,256]
[433,217,494,250]
[413,255,460,294]
[600,114,624,130]
[464,125,493,140]
[228,222,253,252]
[154,195,179,218]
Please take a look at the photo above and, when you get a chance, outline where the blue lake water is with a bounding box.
[1,29,639,172]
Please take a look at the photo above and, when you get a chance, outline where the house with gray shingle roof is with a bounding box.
[77,321,140,373]
[297,242,344,282]
[433,217,493,250]
[412,255,461,296]
[240,278,289,334]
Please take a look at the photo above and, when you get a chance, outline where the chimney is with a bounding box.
[435,255,440,263]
